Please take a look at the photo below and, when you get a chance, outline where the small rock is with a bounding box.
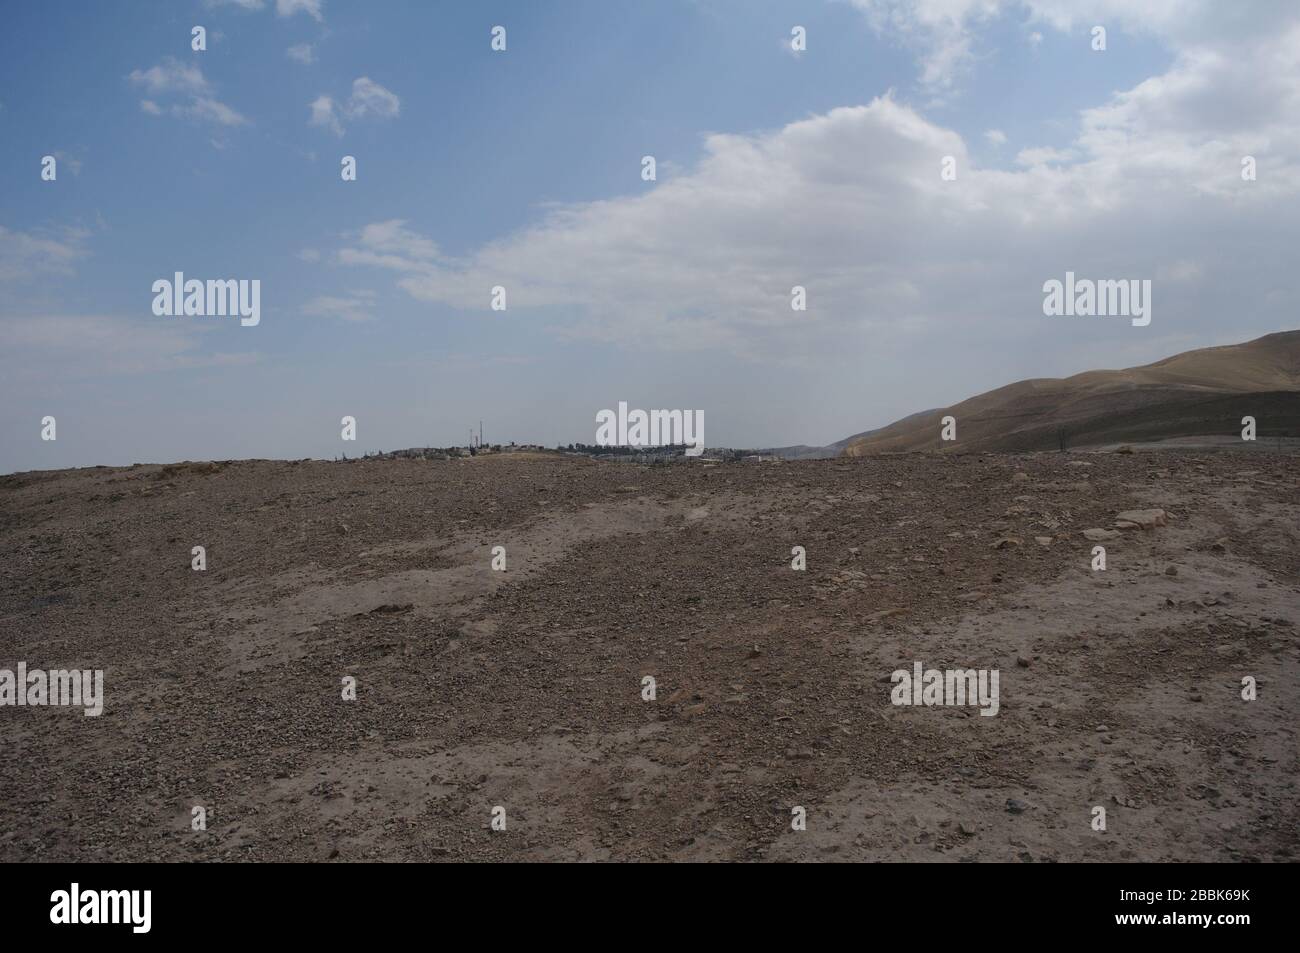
[1114,508,1168,530]
[867,608,907,622]
[1083,528,1120,541]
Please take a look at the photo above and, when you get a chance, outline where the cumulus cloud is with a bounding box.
[328,0,1300,360]
[128,57,247,127]
[852,0,1300,100]
[1014,145,1075,166]
[287,43,315,64]
[308,95,341,135]
[277,0,323,21]
[346,77,400,119]
[128,58,208,96]
[175,97,248,126]
[208,0,323,19]
[308,77,400,135]
[850,0,1004,96]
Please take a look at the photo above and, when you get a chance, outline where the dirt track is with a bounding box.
[1,451,1296,861]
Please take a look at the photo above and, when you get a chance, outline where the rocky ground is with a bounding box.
[0,450,1296,862]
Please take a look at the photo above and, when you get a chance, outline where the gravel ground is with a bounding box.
[1,450,1296,862]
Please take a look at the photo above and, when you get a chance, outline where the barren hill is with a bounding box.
[843,331,1300,455]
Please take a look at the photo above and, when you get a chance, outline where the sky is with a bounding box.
[1,0,1298,473]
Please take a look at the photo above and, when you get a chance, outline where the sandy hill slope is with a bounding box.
[842,330,1300,455]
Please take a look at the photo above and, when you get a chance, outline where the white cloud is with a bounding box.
[277,0,323,21]
[0,224,90,283]
[128,58,208,96]
[852,0,1300,98]
[308,95,342,135]
[850,0,1003,95]
[329,42,1300,359]
[346,77,400,119]
[298,248,322,263]
[302,291,377,322]
[0,314,262,381]
[287,43,315,64]
[208,0,323,20]
[357,220,438,259]
[128,58,247,127]
[175,97,248,126]
[984,129,1007,145]
[1014,145,1075,166]
[308,78,400,135]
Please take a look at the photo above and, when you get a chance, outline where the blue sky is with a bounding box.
[2,0,1297,472]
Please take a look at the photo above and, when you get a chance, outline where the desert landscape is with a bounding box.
[4,0,1299,877]
[1,440,1296,861]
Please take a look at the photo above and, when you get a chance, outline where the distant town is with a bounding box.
[340,441,784,464]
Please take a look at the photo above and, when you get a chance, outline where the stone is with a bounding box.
[1083,528,1120,541]
[1114,508,1168,530]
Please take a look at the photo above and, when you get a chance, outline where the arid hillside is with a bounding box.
[1,451,1296,861]
[843,331,1300,455]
